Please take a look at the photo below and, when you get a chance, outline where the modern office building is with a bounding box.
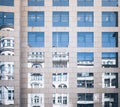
[0,0,120,107]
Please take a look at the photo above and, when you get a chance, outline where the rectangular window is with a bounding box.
[0,0,14,6]
[77,72,94,88]
[77,0,94,6]
[102,32,118,47]
[102,73,118,88]
[103,93,118,107]
[102,0,118,6]
[53,0,69,6]
[28,11,44,26]
[0,12,14,26]
[28,32,44,47]
[77,93,93,101]
[102,12,118,27]
[102,52,118,68]
[52,32,69,47]
[53,94,68,105]
[77,52,94,67]
[77,32,94,47]
[28,0,44,6]
[53,12,69,27]
[77,12,93,27]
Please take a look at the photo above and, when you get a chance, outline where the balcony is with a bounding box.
[27,52,44,62]
[52,52,69,61]
[0,37,14,55]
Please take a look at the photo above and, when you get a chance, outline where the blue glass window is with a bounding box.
[52,32,69,47]
[28,11,44,26]
[28,32,44,47]
[0,12,14,26]
[0,0,14,6]
[102,52,118,68]
[77,0,94,6]
[77,52,94,61]
[28,0,44,6]
[53,0,69,6]
[53,12,69,27]
[77,52,94,67]
[102,12,118,27]
[77,32,94,47]
[102,0,118,6]
[77,12,93,27]
[102,32,118,47]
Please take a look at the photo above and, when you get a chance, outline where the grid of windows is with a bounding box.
[28,0,44,6]
[77,12,94,27]
[28,11,44,26]
[53,12,69,27]
[52,32,69,47]
[0,12,14,26]
[77,32,94,47]
[53,0,69,6]
[102,12,118,27]
[77,0,94,6]
[102,0,118,6]
[0,0,14,6]
[102,32,118,47]
[2,0,119,107]
[28,32,44,47]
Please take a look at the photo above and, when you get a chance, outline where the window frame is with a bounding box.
[28,32,44,47]
[77,12,94,27]
[28,11,44,26]
[28,0,44,6]
[52,32,69,47]
[77,32,94,47]
[53,12,69,27]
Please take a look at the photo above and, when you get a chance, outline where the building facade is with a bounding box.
[0,0,120,107]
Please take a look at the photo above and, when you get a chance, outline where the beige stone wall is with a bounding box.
[0,0,120,107]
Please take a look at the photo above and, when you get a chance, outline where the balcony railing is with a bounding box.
[52,52,69,61]
[28,52,44,62]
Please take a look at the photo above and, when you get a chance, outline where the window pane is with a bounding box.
[77,0,94,6]
[28,32,44,47]
[0,0,14,6]
[102,32,118,47]
[77,32,94,47]
[77,52,94,67]
[28,0,44,6]
[77,12,94,27]
[28,11,44,26]
[102,52,118,68]
[102,0,118,6]
[0,12,14,26]
[53,12,69,27]
[52,32,69,47]
[53,0,69,6]
[102,12,118,27]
